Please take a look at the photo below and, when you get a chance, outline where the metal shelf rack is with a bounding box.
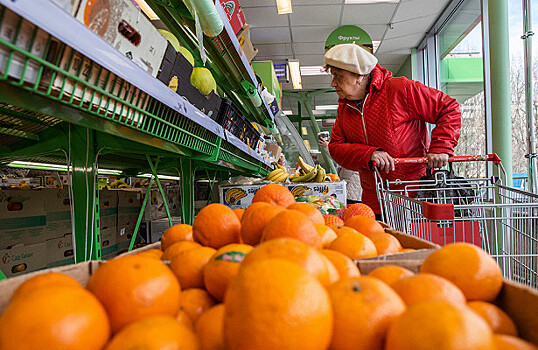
[0,0,272,268]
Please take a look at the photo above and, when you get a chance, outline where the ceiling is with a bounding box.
[241,0,452,115]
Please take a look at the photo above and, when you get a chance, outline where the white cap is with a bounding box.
[324,43,378,75]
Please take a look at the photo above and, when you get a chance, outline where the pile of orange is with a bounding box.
[0,183,536,349]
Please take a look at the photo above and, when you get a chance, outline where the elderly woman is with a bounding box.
[325,43,461,216]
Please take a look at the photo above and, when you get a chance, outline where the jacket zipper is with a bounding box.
[347,93,370,145]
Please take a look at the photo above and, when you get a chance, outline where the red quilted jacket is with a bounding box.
[328,64,461,214]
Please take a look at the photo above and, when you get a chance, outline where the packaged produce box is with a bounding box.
[0,189,47,249]
[75,0,167,77]
[219,181,347,208]
[45,234,75,268]
[218,0,247,34]
[0,242,47,278]
[286,182,347,205]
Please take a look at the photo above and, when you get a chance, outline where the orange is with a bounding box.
[315,224,338,248]
[240,204,285,245]
[251,183,296,207]
[400,248,415,253]
[161,240,202,261]
[0,286,110,350]
[327,276,406,350]
[86,255,181,333]
[232,208,245,221]
[420,243,503,301]
[320,253,341,285]
[193,203,241,248]
[493,334,538,350]
[176,309,194,330]
[368,232,402,255]
[224,258,333,350]
[344,215,385,237]
[342,203,375,221]
[320,249,361,279]
[137,248,163,260]
[180,288,216,323]
[203,243,254,301]
[390,273,466,306]
[241,237,335,287]
[385,300,494,350]
[10,272,81,302]
[328,230,377,259]
[367,265,414,286]
[287,202,325,224]
[333,225,361,236]
[104,315,198,350]
[169,246,217,289]
[467,300,518,336]
[261,210,322,248]
[323,214,344,230]
[194,304,226,350]
[161,224,193,251]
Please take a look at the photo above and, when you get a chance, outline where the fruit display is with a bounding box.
[0,184,536,349]
[290,156,328,183]
[265,157,333,184]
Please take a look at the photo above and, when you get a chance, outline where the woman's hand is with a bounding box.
[370,151,395,173]
[425,153,449,168]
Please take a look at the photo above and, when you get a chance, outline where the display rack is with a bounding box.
[146,0,276,129]
[0,0,272,266]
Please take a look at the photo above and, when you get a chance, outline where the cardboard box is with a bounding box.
[76,0,167,77]
[236,24,258,63]
[0,242,47,278]
[45,234,75,268]
[140,187,181,222]
[286,181,347,204]
[356,228,440,273]
[147,217,181,243]
[0,190,47,249]
[218,0,246,34]
[263,142,281,160]
[42,188,73,240]
[0,259,537,345]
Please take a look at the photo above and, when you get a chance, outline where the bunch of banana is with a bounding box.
[110,179,130,189]
[265,164,290,183]
[293,157,328,183]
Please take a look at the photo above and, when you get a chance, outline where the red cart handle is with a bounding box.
[392,154,501,166]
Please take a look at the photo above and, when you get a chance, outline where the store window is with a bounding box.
[437,0,485,177]
[508,0,538,188]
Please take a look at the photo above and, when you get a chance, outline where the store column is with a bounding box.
[488,0,513,183]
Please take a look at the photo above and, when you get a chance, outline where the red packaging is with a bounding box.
[219,0,246,34]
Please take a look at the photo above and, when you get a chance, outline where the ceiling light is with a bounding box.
[276,0,293,14]
[313,110,326,115]
[7,161,123,175]
[138,174,181,181]
[300,66,330,76]
[372,40,381,53]
[288,60,302,90]
[133,0,159,20]
[283,110,293,115]
[303,139,311,150]
[301,126,308,135]
[345,0,399,3]
[315,104,339,110]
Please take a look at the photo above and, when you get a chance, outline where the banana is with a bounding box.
[271,171,289,183]
[297,156,314,173]
[110,180,126,188]
[315,165,326,183]
[291,166,318,182]
[266,168,285,181]
[118,184,130,189]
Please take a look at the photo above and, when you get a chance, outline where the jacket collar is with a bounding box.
[338,64,392,107]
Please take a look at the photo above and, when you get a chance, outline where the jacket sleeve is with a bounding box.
[328,111,379,171]
[406,80,461,155]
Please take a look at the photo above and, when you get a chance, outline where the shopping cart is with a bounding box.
[374,154,538,288]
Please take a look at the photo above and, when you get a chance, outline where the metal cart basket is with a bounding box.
[375,154,538,288]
